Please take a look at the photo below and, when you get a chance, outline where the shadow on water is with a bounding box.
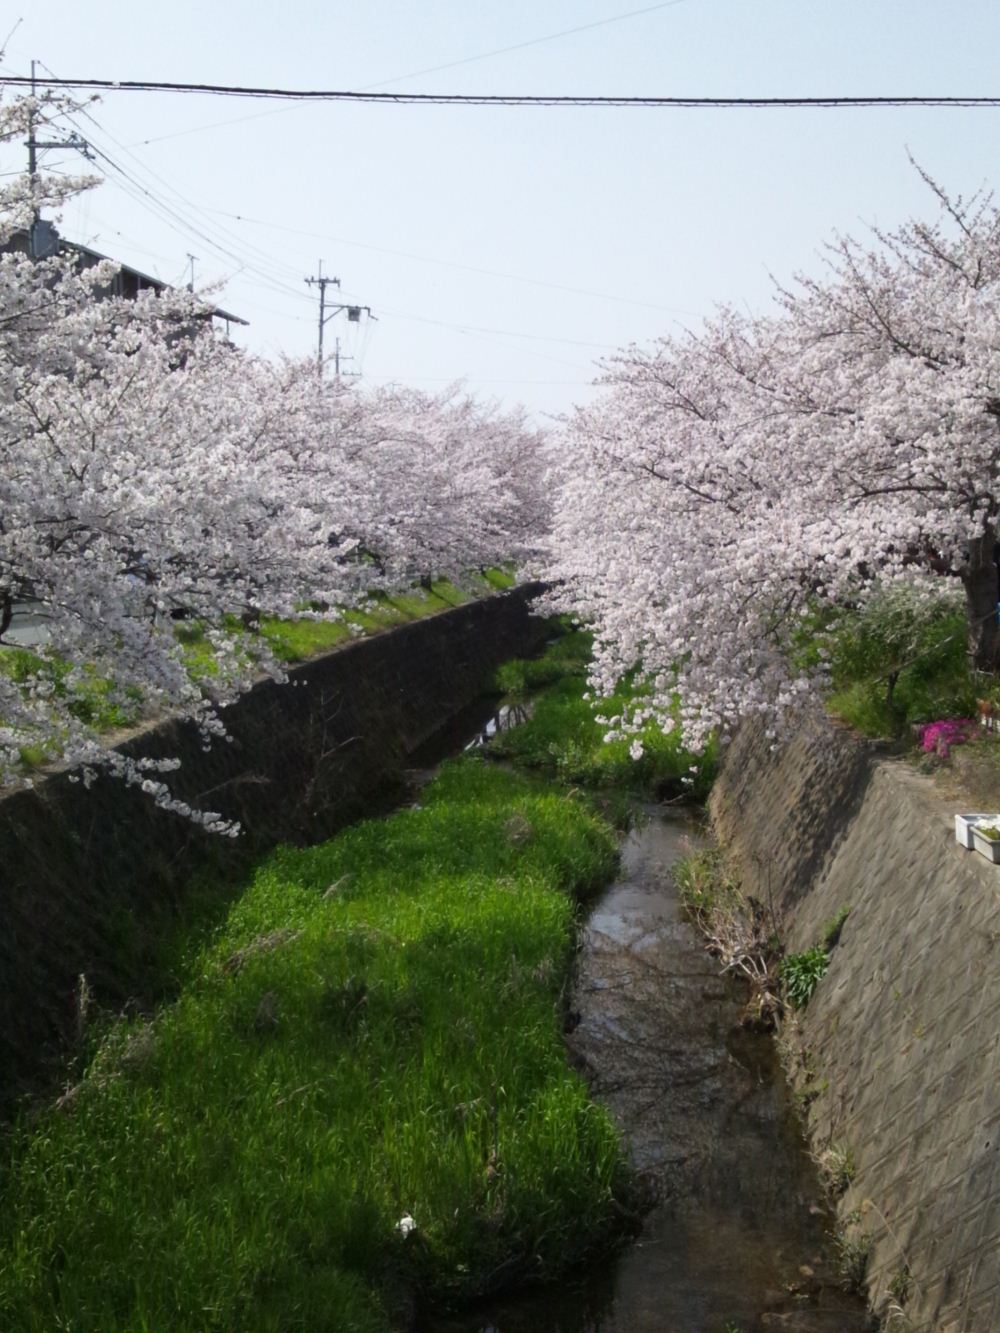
[427,806,873,1333]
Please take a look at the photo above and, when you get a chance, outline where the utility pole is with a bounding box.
[304,260,341,376]
[24,57,94,258]
[304,260,375,378]
[332,336,355,379]
[27,59,37,179]
[186,253,198,291]
[26,60,38,255]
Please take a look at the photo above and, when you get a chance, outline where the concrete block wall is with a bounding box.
[711,715,1000,1332]
[0,587,548,1110]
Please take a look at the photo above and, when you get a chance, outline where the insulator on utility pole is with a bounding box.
[304,259,373,377]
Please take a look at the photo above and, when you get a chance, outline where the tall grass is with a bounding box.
[490,633,717,801]
[0,758,626,1332]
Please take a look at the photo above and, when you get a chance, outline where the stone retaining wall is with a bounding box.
[0,587,548,1109]
[711,715,1000,1333]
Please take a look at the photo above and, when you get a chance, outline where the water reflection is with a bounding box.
[464,702,532,750]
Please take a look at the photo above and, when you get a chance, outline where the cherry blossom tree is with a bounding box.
[0,282,378,824]
[0,92,551,824]
[545,171,1000,752]
[323,383,551,586]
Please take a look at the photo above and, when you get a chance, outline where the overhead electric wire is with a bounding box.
[53,133,316,307]
[43,89,577,363]
[63,99,314,293]
[51,136,354,317]
[8,76,1000,108]
[375,310,594,374]
[32,72,321,304]
[373,304,611,356]
[128,0,692,147]
[25,103,656,362]
[199,206,699,316]
[68,213,178,269]
[365,375,591,386]
[87,149,310,304]
[361,0,689,90]
[7,62,641,388]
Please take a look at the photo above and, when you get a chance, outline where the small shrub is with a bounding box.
[780,945,829,1009]
[675,849,738,920]
[888,1264,912,1305]
[822,906,850,950]
[675,850,783,1025]
[836,1229,873,1293]
[822,579,977,738]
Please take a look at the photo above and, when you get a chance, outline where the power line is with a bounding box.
[29,71,323,300]
[199,207,700,316]
[365,376,593,385]
[53,130,316,305]
[364,0,690,91]
[87,146,309,302]
[8,77,1000,108]
[374,305,613,353]
[65,102,314,290]
[103,1,695,148]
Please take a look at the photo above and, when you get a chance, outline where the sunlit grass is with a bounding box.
[179,572,503,668]
[0,757,626,1331]
[490,634,717,801]
[260,583,477,662]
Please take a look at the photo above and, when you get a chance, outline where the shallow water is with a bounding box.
[430,807,872,1333]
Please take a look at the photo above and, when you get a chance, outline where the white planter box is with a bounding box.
[955,814,1000,849]
[972,826,1000,863]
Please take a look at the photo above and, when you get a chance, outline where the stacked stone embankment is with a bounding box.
[712,714,1000,1333]
[0,586,547,1110]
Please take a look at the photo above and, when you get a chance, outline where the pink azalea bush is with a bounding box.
[919,718,978,758]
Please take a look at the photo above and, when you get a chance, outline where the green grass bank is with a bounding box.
[0,758,627,1332]
[1,570,516,755]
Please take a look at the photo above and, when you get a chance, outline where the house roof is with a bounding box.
[68,238,249,327]
[3,223,248,327]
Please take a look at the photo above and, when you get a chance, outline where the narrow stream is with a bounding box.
[431,803,872,1333]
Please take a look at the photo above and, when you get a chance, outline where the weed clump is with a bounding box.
[780,946,830,1010]
[675,849,783,1026]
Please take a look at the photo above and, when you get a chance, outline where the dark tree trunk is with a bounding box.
[963,531,1000,673]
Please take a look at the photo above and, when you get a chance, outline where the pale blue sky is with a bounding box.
[5,1,1000,419]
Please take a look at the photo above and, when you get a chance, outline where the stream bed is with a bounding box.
[430,805,872,1333]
